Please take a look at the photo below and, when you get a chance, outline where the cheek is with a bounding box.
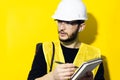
[57,23,60,30]
[68,27,78,33]
[66,29,76,36]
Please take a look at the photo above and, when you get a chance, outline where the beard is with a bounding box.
[59,29,79,43]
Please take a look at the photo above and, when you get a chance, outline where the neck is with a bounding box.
[60,39,81,49]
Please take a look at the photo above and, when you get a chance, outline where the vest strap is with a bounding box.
[49,42,55,72]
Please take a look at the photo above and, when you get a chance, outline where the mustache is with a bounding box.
[59,31,67,34]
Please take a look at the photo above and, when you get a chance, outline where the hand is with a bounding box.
[78,71,93,80]
[52,63,77,80]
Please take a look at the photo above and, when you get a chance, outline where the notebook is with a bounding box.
[70,58,102,80]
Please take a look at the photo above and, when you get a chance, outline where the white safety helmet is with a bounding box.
[52,0,87,21]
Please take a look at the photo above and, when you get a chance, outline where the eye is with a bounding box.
[56,20,81,25]
[57,20,63,23]
[66,21,79,25]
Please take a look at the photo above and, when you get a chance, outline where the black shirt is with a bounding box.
[28,43,105,80]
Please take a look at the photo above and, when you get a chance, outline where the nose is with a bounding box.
[58,22,66,30]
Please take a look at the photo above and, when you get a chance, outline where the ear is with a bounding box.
[79,23,86,32]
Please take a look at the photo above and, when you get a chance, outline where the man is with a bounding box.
[28,0,105,80]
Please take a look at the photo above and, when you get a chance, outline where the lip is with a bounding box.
[59,32,66,37]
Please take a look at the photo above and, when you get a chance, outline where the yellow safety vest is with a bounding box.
[43,41,101,78]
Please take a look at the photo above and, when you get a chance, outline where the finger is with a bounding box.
[59,63,76,69]
[59,72,73,80]
[63,67,76,72]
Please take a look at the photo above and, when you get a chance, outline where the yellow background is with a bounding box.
[0,0,119,80]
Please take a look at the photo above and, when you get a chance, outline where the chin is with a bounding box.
[60,39,67,41]
[60,38,72,43]
[59,38,68,42]
[59,36,77,43]
[60,36,66,39]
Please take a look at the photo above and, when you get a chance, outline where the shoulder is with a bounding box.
[35,41,60,51]
[42,41,60,46]
[81,43,101,57]
[35,41,59,48]
[36,43,42,48]
[35,43,43,50]
[81,43,100,51]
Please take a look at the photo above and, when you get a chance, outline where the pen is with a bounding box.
[55,61,79,68]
